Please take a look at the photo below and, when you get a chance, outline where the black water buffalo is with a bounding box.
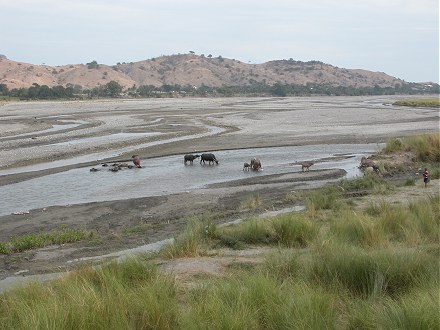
[250,157,262,171]
[200,153,219,165]
[184,154,200,164]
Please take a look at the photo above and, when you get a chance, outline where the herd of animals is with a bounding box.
[90,153,377,173]
[89,152,317,173]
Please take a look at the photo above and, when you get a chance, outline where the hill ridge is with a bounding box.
[0,53,410,90]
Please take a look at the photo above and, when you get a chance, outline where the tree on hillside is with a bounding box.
[0,84,8,95]
[87,60,99,69]
[271,82,287,97]
[104,81,123,97]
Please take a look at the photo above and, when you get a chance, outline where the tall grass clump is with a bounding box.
[181,273,336,329]
[407,195,439,243]
[310,245,436,297]
[305,186,341,211]
[382,137,405,153]
[406,133,440,162]
[329,210,385,247]
[0,259,178,330]
[382,133,440,162]
[160,215,216,259]
[215,218,271,248]
[271,212,318,247]
[339,174,393,194]
[375,282,440,329]
[264,249,301,280]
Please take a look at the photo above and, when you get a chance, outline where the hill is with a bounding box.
[0,53,407,90]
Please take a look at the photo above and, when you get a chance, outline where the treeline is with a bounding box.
[0,80,438,100]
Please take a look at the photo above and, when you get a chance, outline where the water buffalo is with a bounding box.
[243,162,251,171]
[250,157,262,171]
[184,154,200,164]
[200,153,219,165]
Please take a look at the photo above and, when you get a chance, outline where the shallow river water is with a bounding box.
[0,143,379,216]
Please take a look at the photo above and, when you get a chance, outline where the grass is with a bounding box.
[393,98,440,108]
[239,193,262,209]
[1,176,439,328]
[0,259,178,329]
[123,222,165,235]
[310,245,436,297]
[0,227,92,255]
[383,133,440,162]
[159,215,216,259]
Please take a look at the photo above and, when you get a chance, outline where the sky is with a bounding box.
[1,0,438,83]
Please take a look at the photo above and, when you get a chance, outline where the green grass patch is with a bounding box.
[271,213,318,247]
[0,242,11,255]
[338,173,393,193]
[305,186,341,211]
[330,210,386,247]
[216,218,271,248]
[0,227,92,254]
[393,98,440,108]
[311,245,437,297]
[123,222,165,235]
[0,259,178,329]
[159,215,216,259]
[180,273,336,329]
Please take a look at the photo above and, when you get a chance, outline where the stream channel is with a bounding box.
[0,143,379,217]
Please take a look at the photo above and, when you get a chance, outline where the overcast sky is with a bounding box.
[1,0,438,83]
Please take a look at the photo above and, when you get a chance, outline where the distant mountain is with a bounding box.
[0,53,411,90]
